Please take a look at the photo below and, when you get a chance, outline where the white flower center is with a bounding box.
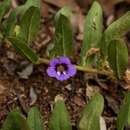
[63,71,66,75]
[57,71,61,76]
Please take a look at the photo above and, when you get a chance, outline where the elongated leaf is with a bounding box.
[8,37,38,63]
[128,109,130,125]
[79,93,104,130]
[117,93,130,130]
[18,6,40,44]
[0,0,11,21]
[3,110,31,130]
[0,32,3,40]
[49,6,73,57]
[24,0,40,8]
[101,11,130,57]
[80,1,103,66]
[55,6,72,21]
[3,11,17,37]
[16,0,40,15]
[49,99,72,130]
[108,39,128,79]
[27,107,44,130]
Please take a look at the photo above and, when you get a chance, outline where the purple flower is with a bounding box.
[47,56,77,81]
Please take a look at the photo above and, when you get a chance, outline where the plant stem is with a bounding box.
[76,65,111,75]
[36,58,115,79]
[37,58,50,64]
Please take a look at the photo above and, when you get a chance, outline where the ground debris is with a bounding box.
[17,64,33,79]
[29,87,38,106]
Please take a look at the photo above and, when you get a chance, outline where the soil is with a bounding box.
[0,0,130,130]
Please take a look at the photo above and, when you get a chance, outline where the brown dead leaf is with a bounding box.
[29,87,37,106]
[43,0,79,12]
[41,1,50,17]
[17,64,33,79]
[0,84,6,95]
[98,0,115,16]
[77,13,85,34]
[17,94,29,113]
[75,0,91,9]
[106,14,114,26]
[105,95,119,114]
[76,33,83,41]
[73,95,85,107]
[4,61,17,76]
[98,0,130,16]
[74,0,126,16]
[104,116,117,130]
[12,0,17,8]
[65,84,72,91]
[71,12,85,37]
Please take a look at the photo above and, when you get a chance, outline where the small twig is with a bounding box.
[36,57,115,79]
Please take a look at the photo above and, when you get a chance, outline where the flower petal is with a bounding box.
[56,73,69,81]
[67,65,77,77]
[50,58,59,66]
[47,67,56,77]
[59,56,71,64]
[47,56,76,81]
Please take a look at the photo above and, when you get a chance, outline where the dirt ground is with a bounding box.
[0,0,130,130]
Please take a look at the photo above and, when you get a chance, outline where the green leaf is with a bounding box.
[117,93,130,130]
[8,37,38,63]
[55,6,72,21]
[49,99,72,130]
[3,110,31,130]
[49,6,73,57]
[3,11,17,37]
[128,109,130,125]
[79,93,104,130]
[27,107,44,130]
[0,0,11,22]
[16,0,40,15]
[101,11,130,57]
[23,0,40,8]
[108,39,128,79]
[80,1,103,66]
[18,6,40,44]
[0,32,3,40]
